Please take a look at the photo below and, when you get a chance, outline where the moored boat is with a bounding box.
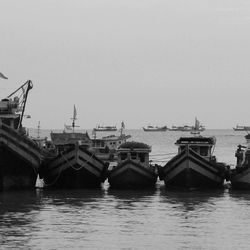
[39,106,108,189]
[158,136,227,190]
[0,80,44,190]
[142,125,167,132]
[228,144,250,189]
[107,141,158,189]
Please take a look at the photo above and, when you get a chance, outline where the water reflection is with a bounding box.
[0,189,43,248]
[40,187,106,207]
[229,188,250,203]
[159,186,226,208]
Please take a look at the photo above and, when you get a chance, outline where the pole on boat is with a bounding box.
[18,80,33,129]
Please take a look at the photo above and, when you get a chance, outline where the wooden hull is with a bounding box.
[0,123,41,190]
[108,160,158,189]
[40,146,108,189]
[229,168,250,189]
[158,149,226,190]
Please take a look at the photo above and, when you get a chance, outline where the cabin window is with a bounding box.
[120,153,128,161]
[138,153,145,163]
[180,146,185,152]
[131,152,137,160]
[200,146,208,156]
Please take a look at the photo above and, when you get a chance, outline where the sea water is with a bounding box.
[1,129,250,250]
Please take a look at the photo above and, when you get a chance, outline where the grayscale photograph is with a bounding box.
[1,0,250,249]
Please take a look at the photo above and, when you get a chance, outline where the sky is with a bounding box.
[1,0,250,129]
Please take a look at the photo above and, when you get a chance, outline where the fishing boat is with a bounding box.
[142,125,167,132]
[169,118,205,132]
[107,141,158,189]
[0,80,45,190]
[233,125,250,131]
[158,136,227,190]
[228,144,250,189]
[190,117,205,134]
[93,125,117,132]
[39,106,108,188]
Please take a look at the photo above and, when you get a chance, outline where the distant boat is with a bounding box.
[233,125,250,131]
[158,136,227,190]
[107,141,158,188]
[39,106,108,189]
[90,121,131,162]
[93,125,117,132]
[169,118,205,132]
[190,117,204,134]
[143,125,167,132]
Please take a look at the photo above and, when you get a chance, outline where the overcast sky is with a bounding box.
[1,0,250,129]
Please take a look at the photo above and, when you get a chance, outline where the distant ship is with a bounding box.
[233,125,250,131]
[169,118,205,132]
[93,125,117,132]
[143,125,167,132]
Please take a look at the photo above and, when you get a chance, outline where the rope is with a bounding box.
[150,152,176,156]
[60,148,96,171]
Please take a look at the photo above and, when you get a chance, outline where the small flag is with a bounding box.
[0,72,8,79]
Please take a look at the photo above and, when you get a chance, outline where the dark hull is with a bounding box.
[229,167,250,190]
[143,128,167,132]
[158,149,225,190]
[0,124,41,190]
[108,160,158,189]
[40,146,107,189]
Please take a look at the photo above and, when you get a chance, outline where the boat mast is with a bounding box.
[71,105,77,133]
[37,121,41,138]
[7,80,33,129]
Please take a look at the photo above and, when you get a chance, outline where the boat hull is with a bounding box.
[229,167,250,189]
[143,127,167,132]
[108,160,158,189]
[158,149,226,190]
[0,123,41,190]
[40,145,108,189]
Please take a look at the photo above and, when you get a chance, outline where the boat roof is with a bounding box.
[51,132,91,145]
[118,141,151,151]
[175,136,215,146]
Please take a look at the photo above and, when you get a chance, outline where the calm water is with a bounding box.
[1,129,250,249]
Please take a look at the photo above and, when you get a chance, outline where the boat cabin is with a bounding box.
[0,97,20,129]
[50,132,91,152]
[175,136,216,161]
[117,141,151,167]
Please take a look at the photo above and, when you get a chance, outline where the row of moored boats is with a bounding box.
[0,81,250,191]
